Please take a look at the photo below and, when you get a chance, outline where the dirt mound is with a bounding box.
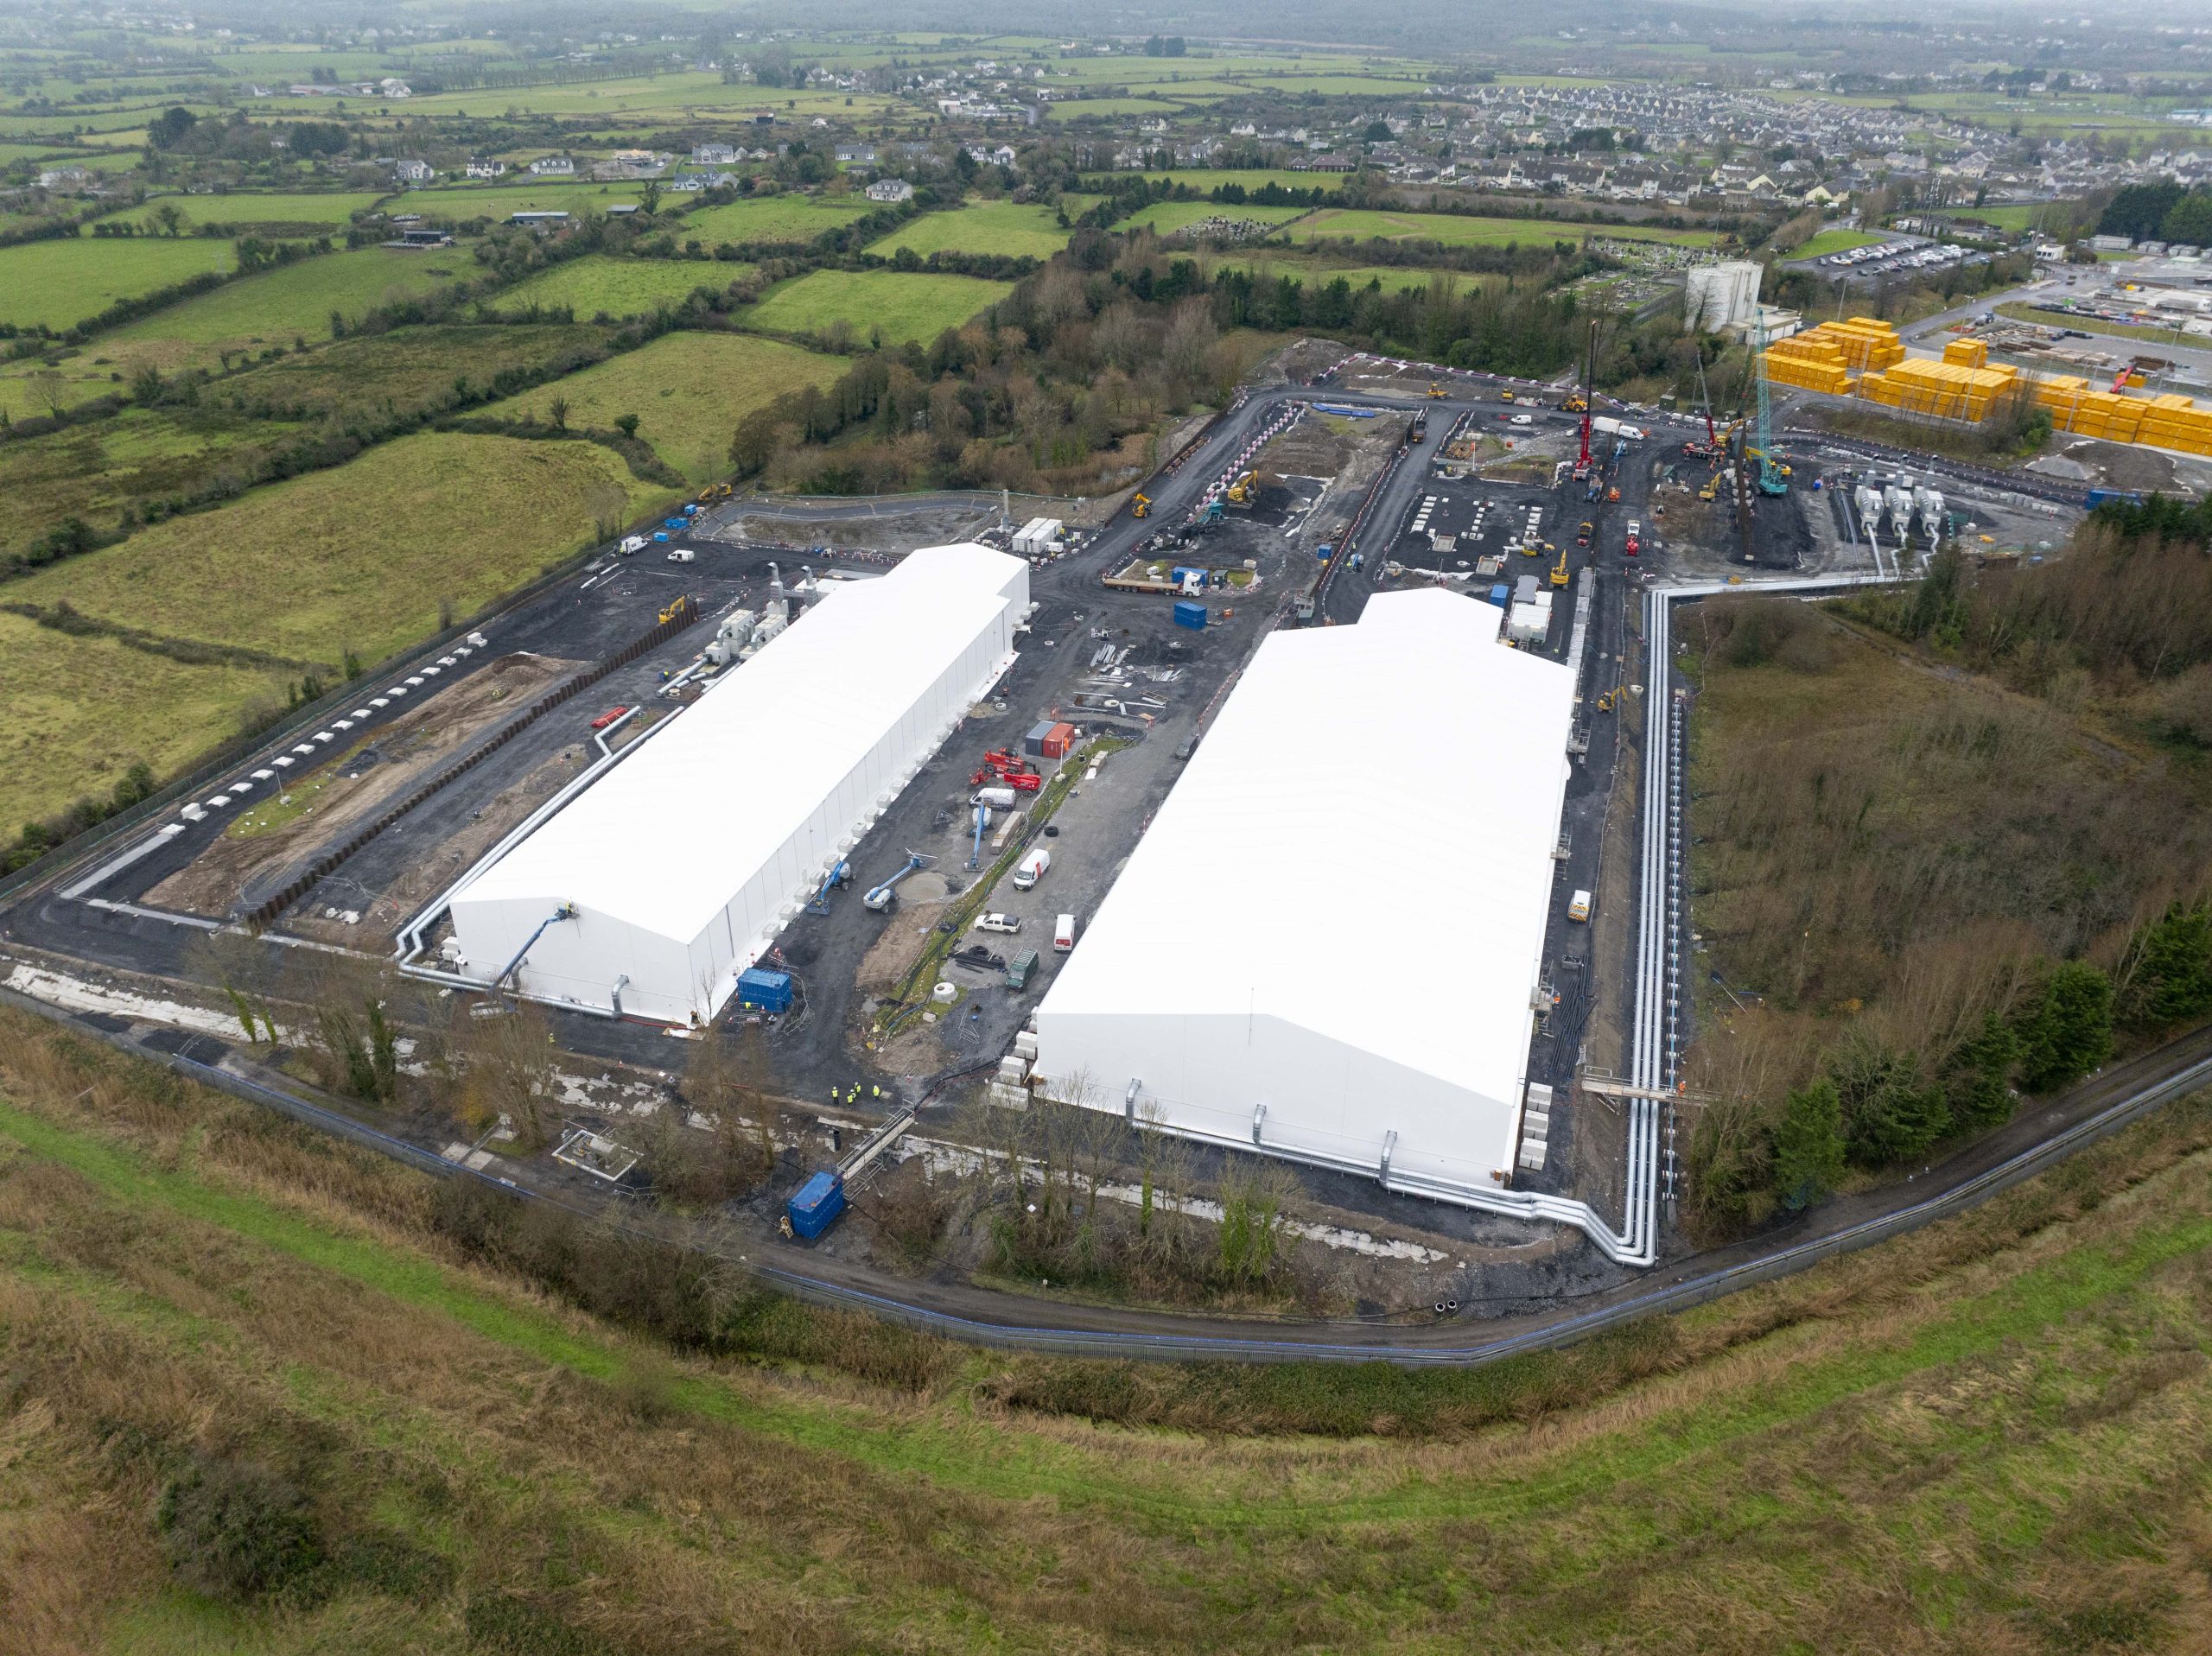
[148,652,579,917]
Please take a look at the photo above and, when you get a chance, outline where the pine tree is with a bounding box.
[1772,1077,1846,1211]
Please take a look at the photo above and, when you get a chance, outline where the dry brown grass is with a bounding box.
[10,1003,2212,1651]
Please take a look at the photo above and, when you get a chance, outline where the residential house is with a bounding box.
[690,143,737,166]
[465,158,506,179]
[394,159,434,185]
[866,177,915,204]
[528,155,575,176]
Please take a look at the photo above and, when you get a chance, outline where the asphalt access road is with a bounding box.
[21,980,2212,1363]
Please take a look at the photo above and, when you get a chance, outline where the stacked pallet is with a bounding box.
[1759,331,1853,394]
[1857,357,2025,422]
[2030,377,2147,441]
[2134,392,2212,456]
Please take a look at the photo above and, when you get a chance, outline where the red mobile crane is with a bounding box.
[1684,352,1722,460]
[1572,321,1597,482]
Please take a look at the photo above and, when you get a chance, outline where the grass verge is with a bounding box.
[8,1006,2212,1647]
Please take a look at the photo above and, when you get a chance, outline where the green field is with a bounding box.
[107,246,474,350]
[1953,204,2049,232]
[743,269,1013,346]
[482,332,843,484]
[212,323,610,418]
[1044,96,1186,120]
[9,431,666,669]
[1788,227,1887,260]
[0,612,287,833]
[394,182,644,220]
[1111,168,1345,195]
[103,191,388,232]
[866,200,1077,261]
[0,406,308,568]
[679,192,874,247]
[494,255,756,318]
[11,1002,2212,1650]
[1296,206,1719,249]
[1111,199,1312,236]
[1217,256,1498,297]
[0,236,239,332]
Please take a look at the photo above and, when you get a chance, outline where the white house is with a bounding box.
[465,158,506,179]
[528,155,575,176]
[866,178,915,204]
[393,159,434,185]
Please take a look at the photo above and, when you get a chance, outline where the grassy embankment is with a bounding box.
[1785,227,1885,260]
[6,1001,2212,1650]
[1996,300,2202,350]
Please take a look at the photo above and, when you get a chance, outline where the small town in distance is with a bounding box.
[5,3,2212,1647]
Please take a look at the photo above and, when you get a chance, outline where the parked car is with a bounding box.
[1510,413,1535,427]
[976,912,1021,936]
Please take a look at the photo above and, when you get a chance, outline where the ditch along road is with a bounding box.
[11,974,2210,1367]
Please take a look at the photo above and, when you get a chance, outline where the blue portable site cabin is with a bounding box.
[788,1171,845,1240]
[735,967,792,1013]
[1173,600,1208,631]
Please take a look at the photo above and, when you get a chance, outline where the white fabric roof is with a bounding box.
[456,543,1023,944]
[1038,588,1575,1177]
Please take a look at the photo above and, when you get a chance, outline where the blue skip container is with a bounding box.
[787,1171,845,1240]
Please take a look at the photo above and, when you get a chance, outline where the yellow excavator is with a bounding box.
[1426,381,1446,399]
[1563,394,1587,413]
[1225,471,1258,507]
[1549,543,1570,587]
[658,595,693,626]
[1131,492,1150,518]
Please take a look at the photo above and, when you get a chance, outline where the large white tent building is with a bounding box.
[1033,588,1576,1199]
[449,543,1027,1025]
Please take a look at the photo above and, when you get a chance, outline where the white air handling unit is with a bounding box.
[1032,587,1577,1199]
[448,543,1027,1025]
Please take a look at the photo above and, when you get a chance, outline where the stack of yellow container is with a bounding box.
[1856,357,2024,422]
[1812,317,1907,373]
[2134,393,2212,456]
[1742,312,2212,453]
[1759,332,1852,395]
[2031,379,2150,441]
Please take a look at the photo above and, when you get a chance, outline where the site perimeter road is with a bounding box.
[0,352,2157,1360]
[7,980,2209,1365]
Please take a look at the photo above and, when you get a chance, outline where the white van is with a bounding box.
[1053,913,1077,952]
[666,548,696,563]
[1568,890,1592,923]
[1012,847,1051,890]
